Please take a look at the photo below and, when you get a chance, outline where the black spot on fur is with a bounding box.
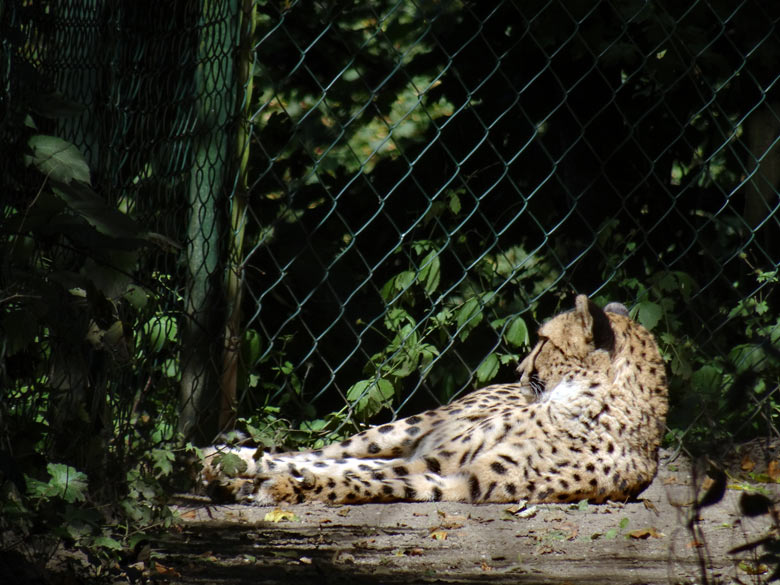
[404,486,417,499]
[327,479,336,488]
[425,457,441,474]
[392,465,409,476]
[406,416,423,425]
[405,426,421,436]
[340,439,352,448]
[484,481,497,500]
[431,487,443,501]
[358,464,372,471]
[378,424,394,434]
[491,461,507,475]
[537,488,552,500]
[314,461,327,468]
[439,450,455,459]
[368,442,381,454]
[506,483,517,496]
[328,492,337,501]
[498,454,518,466]
[382,484,394,495]
[469,475,481,502]
[372,471,386,480]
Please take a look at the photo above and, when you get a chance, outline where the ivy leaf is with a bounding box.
[150,448,175,476]
[47,463,88,503]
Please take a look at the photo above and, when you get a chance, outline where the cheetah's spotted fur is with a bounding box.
[201,295,668,505]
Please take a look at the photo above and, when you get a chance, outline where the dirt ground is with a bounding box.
[154,447,780,585]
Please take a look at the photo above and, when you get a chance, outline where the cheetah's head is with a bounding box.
[516,295,623,397]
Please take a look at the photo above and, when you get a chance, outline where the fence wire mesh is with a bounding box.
[2,0,780,478]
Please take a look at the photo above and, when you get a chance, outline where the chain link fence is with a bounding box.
[2,0,780,492]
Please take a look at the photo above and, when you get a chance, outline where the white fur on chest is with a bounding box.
[542,379,586,402]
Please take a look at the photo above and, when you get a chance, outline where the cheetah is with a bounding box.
[201,295,668,505]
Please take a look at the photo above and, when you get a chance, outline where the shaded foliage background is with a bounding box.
[1,0,780,577]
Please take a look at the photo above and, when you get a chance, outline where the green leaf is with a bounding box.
[242,329,265,367]
[142,315,177,353]
[46,463,88,503]
[476,353,499,383]
[418,251,441,296]
[346,379,395,420]
[217,453,249,477]
[381,270,416,301]
[504,316,529,347]
[124,285,149,310]
[150,448,175,476]
[635,301,663,330]
[93,536,123,551]
[25,134,91,184]
[456,297,483,341]
[52,182,143,239]
[449,193,461,214]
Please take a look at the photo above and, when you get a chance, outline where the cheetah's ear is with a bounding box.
[574,295,615,353]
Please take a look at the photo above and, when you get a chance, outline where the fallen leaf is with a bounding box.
[686,540,704,549]
[405,548,425,556]
[436,510,466,528]
[153,563,181,577]
[429,529,448,540]
[628,527,663,539]
[741,453,756,472]
[517,505,538,519]
[336,507,351,517]
[179,509,198,519]
[505,500,537,518]
[480,561,493,572]
[299,557,312,565]
[264,508,300,523]
[768,460,780,482]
